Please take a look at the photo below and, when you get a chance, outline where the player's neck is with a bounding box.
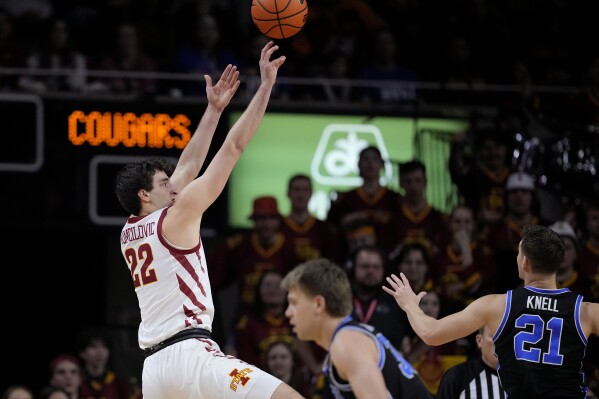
[524,273,558,289]
[317,316,348,351]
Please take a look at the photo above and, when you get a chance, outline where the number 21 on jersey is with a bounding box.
[514,314,564,365]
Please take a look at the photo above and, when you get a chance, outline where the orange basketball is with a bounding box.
[251,0,308,39]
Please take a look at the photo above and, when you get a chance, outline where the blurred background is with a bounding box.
[1,0,599,396]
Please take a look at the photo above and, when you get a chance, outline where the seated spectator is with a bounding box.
[392,242,436,294]
[47,353,82,399]
[348,244,410,349]
[76,327,132,399]
[280,174,337,263]
[486,172,551,292]
[435,205,496,315]
[327,145,401,254]
[449,126,511,226]
[18,17,87,93]
[264,340,312,398]
[171,14,239,96]
[89,22,157,95]
[356,28,417,104]
[231,270,293,368]
[393,160,448,257]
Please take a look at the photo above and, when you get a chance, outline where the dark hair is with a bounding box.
[520,224,565,274]
[393,242,432,268]
[252,270,286,316]
[287,174,311,191]
[76,327,111,353]
[359,146,382,161]
[346,244,388,278]
[114,157,175,215]
[399,160,426,176]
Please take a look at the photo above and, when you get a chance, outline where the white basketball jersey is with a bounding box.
[120,207,214,349]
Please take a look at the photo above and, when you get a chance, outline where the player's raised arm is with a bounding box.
[383,273,504,345]
[169,64,240,192]
[163,41,285,247]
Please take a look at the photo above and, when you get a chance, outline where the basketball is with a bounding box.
[251,0,308,39]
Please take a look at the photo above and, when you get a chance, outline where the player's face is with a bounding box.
[285,286,318,341]
[150,171,175,208]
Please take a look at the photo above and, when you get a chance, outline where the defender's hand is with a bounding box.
[382,273,427,312]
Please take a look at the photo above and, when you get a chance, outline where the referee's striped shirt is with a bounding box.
[437,357,506,399]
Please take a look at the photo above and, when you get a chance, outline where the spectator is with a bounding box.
[393,160,448,256]
[348,244,410,349]
[486,172,550,292]
[18,17,87,93]
[436,326,507,399]
[90,22,157,95]
[210,196,299,335]
[264,340,312,398]
[327,145,401,254]
[47,353,82,399]
[393,242,435,295]
[171,14,239,96]
[449,126,511,226]
[435,205,496,315]
[231,270,293,368]
[76,328,132,399]
[549,221,589,295]
[280,174,337,263]
[356,28,417,104]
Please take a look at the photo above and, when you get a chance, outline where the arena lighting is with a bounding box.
[67,110,192,148]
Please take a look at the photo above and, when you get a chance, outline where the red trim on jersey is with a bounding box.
[156,207,202,254]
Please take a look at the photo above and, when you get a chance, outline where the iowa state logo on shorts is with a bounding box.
[229,367,253,391]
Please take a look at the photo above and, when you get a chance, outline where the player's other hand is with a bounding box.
[259,40,286,88]
[205,64,241,112]
[382,273,427,312]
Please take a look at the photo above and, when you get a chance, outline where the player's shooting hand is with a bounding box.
[205,64,241,112]
[259,40,286,87]
[382,273,427,312]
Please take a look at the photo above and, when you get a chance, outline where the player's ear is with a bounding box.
[138,189,151,202]
[314,294,326,314]
[521,254,532,273]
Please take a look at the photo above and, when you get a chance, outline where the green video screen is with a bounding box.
[228,112,468,228]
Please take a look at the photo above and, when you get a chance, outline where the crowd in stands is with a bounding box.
[2,0,599,397]
[0,0,598,106]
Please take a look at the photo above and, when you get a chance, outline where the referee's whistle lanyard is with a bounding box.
[353,298,378,324]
